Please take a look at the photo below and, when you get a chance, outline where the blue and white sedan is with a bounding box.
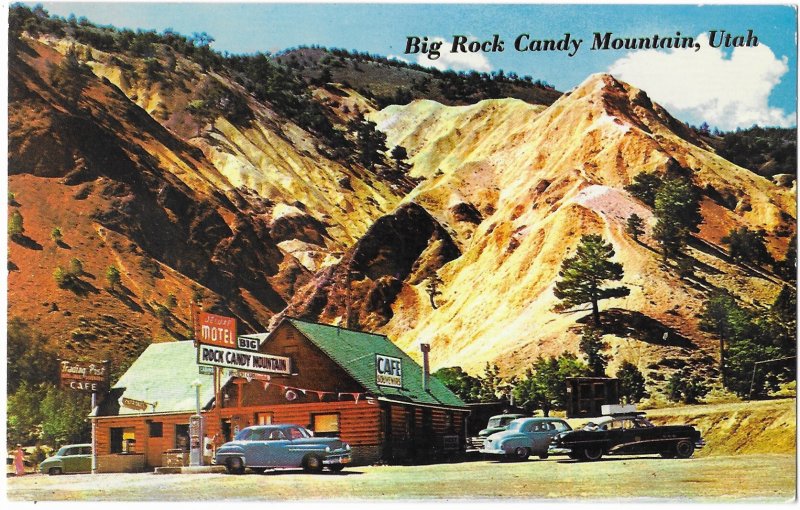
[214,424,352,474]
[481,417,572,460]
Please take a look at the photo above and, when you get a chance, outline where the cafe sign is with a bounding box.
[197,312,237,348]
[197,344,291,375]
[59,359,109,393]
[376,354,402,388]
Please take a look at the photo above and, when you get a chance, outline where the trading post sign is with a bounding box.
[60,359,109,393]
[197,344,291,375]
[197,312,237,348]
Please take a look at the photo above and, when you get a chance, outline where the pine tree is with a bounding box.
[626,214,645,242]
[579,326,609,376]
[512,353,590,416]
[652,177,701,260]
[391,145,410,173]
[53,267,68,288]
[49,46,90,107]
[50,227,63,244]
[616,361,647,403]
[773,235,796,283]
[349,118,387,169]
[8,210,24,240]
[722,227,773,266]
[68,258,83,276]
[425,273,443,309]
[554,234,630,326]
[625,172,662,206]
[105,265,121,291]
[667,369,709,404]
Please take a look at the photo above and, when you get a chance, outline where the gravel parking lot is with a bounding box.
[7,453,795,502]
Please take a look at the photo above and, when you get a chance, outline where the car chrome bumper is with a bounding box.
[695,438,706,449]
[479,448,507,455]
[323,454,352,465]
[547,446,572,455]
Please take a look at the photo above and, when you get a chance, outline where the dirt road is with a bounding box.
[7,453,795,502]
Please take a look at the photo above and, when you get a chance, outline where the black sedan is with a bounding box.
[548,413,704,461]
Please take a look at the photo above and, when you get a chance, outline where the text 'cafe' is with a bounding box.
[91,317,469,471]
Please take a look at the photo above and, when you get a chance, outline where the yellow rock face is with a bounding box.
[370,74,794,376]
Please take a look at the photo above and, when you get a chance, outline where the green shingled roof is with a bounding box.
[287,318,466,408]
[106,341,217,416]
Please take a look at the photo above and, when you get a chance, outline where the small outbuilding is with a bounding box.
[565,377,620,418]
[93,318,469,469]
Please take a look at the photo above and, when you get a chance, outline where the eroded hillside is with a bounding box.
[292,74,795,384]
[7,33,405,371]
[7,12,795,393]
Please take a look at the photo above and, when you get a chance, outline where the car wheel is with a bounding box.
[302,454,323,473]
[48,467,63,476]
[513,447,529,461]
[225,457,245,475]
[538,454,549,460]
[328,464,345,473]
[582,447,603,461]
[674,440,695,459]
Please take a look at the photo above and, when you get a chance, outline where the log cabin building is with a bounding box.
[92,318,468,470]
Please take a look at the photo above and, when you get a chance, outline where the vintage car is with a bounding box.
[39,443,92,475]
[478,414,526,438]
[481,417,572,460]
[214,424,351,474]
[548,412,705,461]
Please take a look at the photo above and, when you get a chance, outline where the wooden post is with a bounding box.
[91,392,97,474]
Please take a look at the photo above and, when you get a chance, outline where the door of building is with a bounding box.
[381,405,392,460]
[221,419,232,442]
[145,421,164,468]
[146,436,163,468]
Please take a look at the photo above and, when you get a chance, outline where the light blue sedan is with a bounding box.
[214,424,351,474]
[481,417,572,461]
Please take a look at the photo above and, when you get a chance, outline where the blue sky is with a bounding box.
[33,2,798,129]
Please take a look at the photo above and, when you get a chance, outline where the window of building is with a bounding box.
[110,427,136,454]
[312,413,340,437]
[255,412,273,425]
[149,421,163,438]
[175,424,190,450]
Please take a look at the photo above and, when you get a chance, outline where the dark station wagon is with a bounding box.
[548,412,705,461]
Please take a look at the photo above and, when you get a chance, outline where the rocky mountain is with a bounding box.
[292,74,795,383]
[7,9,795,390]
[275,46,562,108]
[8,28,405,372]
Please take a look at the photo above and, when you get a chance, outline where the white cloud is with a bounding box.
[416,36,492,73]
[387,55,411,64]
[608,33,795,130]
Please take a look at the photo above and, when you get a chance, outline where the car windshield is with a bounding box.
[56,447,70,456]
[487,418,501,428]
[506,420,524,431]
